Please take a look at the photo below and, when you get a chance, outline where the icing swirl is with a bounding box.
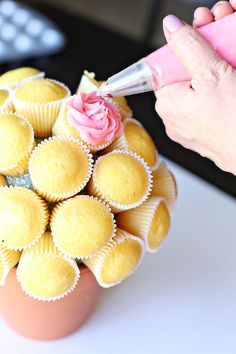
[68,91,123,146]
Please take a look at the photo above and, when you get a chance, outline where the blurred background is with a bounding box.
[0,0,235,197]
[36,0,216,46]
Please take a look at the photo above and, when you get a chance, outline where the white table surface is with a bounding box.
[1,160,236,354]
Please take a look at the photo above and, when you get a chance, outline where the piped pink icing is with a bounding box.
[68,91,123,146]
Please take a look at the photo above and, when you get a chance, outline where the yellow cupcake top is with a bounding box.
[148,201,170,251]
[0,187,48,250]
[92,151,151,208]
[29,137,93,201]
[0,114,34,172]
[0,67,41,87]
[101,238,142,286]
[85,229,144,287]
[124,119,158,168]
[0,90,9,106]
[14,78,69,104]
[17,232,80,301]
[51,196,115,258]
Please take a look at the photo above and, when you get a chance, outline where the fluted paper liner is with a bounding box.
[0,88,15,113]
[51,195,116,259]
[52,96,113,153]
[0,113,35,177]
[29,136,94,202]
[83,228,144,288]
[117,197,171,253]
[0,71,45,90]
[13,79,71,137]
[103,118,158,170]
[0,247,21,286]
[0,175,6,186]
[16,232,80,301]
[0,186,49,251]
[87,149,153,213]
[151,161,177,209]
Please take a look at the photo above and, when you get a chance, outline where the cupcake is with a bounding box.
[77,71,100,93]
[103,118,158,169]
[151,162,177,208]
[13,78,70,137]
[0,175,6,186]
[53,91,123,153]
[29,136,93,202]
[17,232,80,301]
[117,197,171,253]
[0,187,49,250]
[51,195,116,259]
[0,247,21,286]
[0,113,35,176]
[88,150,152,213]
[84,228,144,288]
[0,88,14,113]
[0,67,44,89]
[78,71,132,120]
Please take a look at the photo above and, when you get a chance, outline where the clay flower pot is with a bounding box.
[0,265,101,340]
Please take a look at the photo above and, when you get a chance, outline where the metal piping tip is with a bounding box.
[98,59,155,98]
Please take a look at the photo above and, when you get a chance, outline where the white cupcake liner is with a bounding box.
[52,95,114,153]
[29,136,94,202]
[0,175,6,186]
[50,195,117,260]
[103,118,159,170]
[16,234,80,302]
[0,112,35,177]
[76,71,100,93]
[151,160,178,209]
[13,79,71,137]
[0,88,15,113]
[84,228,144,288]
[117,196,170,253]
[0,247,21,286]
[0,186,49,251]
[88,149,153,213]
[0,71,45,90]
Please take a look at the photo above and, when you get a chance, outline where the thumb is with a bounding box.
[163,15,225,79]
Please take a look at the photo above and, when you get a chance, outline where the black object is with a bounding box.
[144,0,217,42]
[1,0,235,198]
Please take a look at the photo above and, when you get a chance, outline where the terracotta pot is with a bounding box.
[0,265,101,340]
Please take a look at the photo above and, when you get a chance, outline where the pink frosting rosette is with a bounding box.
[68,91,123,146]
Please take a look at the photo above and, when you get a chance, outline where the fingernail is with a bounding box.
[211,1,224,14]
[211,6,217,16]
[163,15,184,33]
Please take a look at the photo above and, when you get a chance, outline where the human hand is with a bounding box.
[155,1,236,175]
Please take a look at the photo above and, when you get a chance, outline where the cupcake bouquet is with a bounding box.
[0,68,177,302]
